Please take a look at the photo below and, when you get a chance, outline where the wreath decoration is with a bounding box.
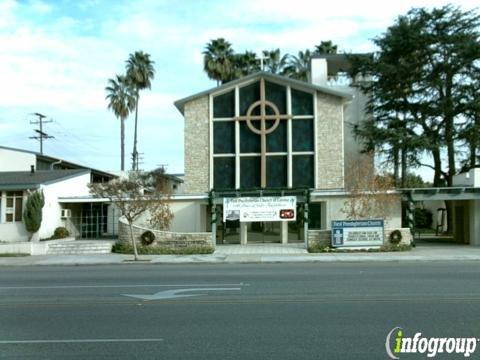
[389,230,402,245]
[140,230,156,246]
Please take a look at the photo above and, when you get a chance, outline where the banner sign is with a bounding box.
[331,219,384,247]
[223,196,296,222]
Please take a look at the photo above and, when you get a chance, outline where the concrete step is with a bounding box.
[47,242,113,255]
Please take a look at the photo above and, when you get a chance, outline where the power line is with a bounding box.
[29,113,54,155]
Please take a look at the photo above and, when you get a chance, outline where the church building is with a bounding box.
[173,55,404,246]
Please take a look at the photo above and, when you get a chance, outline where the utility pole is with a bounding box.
[29,113,53,155]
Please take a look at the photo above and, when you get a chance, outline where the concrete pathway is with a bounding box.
[214,243,307,255]
[1,245,480,266]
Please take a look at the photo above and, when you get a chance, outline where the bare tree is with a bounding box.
[88,169,172,261]
[342,154,400,221]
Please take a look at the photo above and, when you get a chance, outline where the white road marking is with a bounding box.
[0,283,248,290]
[123,287,242,300]
[0,338,164,344]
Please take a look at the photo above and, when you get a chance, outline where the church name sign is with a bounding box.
[223,196,296,222]
[331,219,384,248]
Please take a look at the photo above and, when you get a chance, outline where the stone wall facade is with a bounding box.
[316,92,344,189]
[184,95,210,193]
[307,228,412,248]
[118,221,212,249]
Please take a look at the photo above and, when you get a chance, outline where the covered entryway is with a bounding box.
[209,189,310,247]
[403,184,480,247]
[58,198,119,240]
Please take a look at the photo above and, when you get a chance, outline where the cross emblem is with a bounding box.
[234,78,292,188]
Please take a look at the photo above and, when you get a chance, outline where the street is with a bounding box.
[0,262,479,359]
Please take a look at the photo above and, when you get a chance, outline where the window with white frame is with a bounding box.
[212,78,315,190]
[5,191,23,222]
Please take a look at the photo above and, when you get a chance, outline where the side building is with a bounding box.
[0,146,117,242]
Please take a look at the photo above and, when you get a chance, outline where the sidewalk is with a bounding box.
[1,246,480,266]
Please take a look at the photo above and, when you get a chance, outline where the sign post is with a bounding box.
[331,219,384,248]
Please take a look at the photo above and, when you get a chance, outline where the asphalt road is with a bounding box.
[0,262,480,359]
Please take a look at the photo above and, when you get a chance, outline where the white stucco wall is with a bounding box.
[169,201,206,232]
[420,200,447,232]
[0,148,36,172]
[453,168,480,187]
[130,200,207,233]
[39,173,91,239]
[312,195,402,230]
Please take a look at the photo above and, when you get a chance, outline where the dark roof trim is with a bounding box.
[0,184,40,191]
[0,145,116,178]
[174,71,352,115]
[0,169,90,188]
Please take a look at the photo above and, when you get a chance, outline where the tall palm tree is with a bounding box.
[126,51,155,171]
[203,38,235,85]
[233,51,260,78]
[105,75,135,171]
[284,50,312,81]
[262,49,288,74]
[313,41,338,55]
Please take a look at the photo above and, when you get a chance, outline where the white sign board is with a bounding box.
[331,219,384,247]
[223,196,296,222]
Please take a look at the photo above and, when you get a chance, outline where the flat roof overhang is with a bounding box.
[402,187,480,201]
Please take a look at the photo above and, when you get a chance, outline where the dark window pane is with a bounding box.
[6,197,13,207]
[292,89,313,115]
[214,157,235,189]
[6,213,13,222]
[15,198,22,221]
[266,156,287,188]
[292,155,314,188]
[266,120,287,152]
[213,122,235,154]
[240,122,260,153]
[292,119,314,151]
[213,90,235,118]
[309,203,322,229]
[240,156,260,188]
[265,81,286,114]
[239,82,260,116]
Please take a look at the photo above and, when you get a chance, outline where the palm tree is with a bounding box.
[105,75,136,171]
[203,38,235,85]
[126,51,155,171]
[262,49,288,74]
[233,51,260,78]
[284,50,312,81]
[313,41,338,55]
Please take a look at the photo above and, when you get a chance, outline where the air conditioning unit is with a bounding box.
[61,209,71,219]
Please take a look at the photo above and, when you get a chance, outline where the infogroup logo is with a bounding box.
[385,327,479,359]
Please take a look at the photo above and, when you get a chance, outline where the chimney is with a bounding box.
[30,165,35,175]
[309,58,328,86]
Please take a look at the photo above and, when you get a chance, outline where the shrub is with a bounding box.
[112,243,214,255]
[414,208,433,229]
[52,227,70,239]
[23,190,45,235]
[308,243,411,253]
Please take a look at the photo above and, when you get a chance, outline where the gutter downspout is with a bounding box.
[50,160,62,170]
